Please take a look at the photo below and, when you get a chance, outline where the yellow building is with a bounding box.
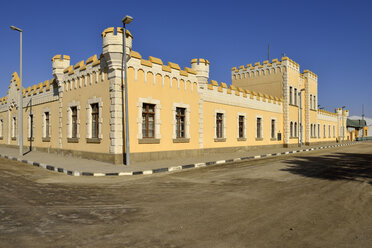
[0,27,349,164]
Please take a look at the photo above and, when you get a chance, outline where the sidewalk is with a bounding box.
[0,141,359,176]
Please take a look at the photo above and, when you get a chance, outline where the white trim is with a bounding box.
[172,102,190,139]
[214,109,226,139]
[137,97,161,139]
[237,112,246,139]
[256,115,263,139]
[67,101,80,138]
[270,117,277,139]
[86,97,103,139]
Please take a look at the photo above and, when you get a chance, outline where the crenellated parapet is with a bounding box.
[302,69,318,81]
[202,80,283,113]
[127,50,199,91]
[231,57,288,81]
[59,53,107,93]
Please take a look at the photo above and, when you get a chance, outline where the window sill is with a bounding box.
[27,137,34,141]
[289,104,298,107]
[255,138,263,141]
[0,137,3,140]
[139,138,160,144]
[237,138,246,141]
[86,138,101,144]
[214,138,226,142]
[11,137,16,141]
[42,137,50,142]
[290,137,298,139]
[67,138,79,143]
[270,138,277,141]
[310,109,317,112]
[173,138,190,143]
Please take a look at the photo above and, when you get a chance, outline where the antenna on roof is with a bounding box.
[281,53,286,57]
[362,104,365,120]
[268,43,270,61]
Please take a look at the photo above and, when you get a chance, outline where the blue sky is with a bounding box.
[1,0,371,118]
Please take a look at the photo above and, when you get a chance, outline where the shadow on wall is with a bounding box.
[281,152,372,184]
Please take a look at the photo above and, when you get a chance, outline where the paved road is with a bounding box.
[1,142,372,248]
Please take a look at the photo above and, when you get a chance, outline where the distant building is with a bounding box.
[0,27,349,164]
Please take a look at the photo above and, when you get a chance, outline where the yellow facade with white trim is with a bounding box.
[0,26,349,165]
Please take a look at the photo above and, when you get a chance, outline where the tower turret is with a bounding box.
[102,27,133,70]
[52,54,70,85]
[191,58,210,86]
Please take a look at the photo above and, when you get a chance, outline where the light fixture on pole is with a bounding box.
[10,25,23,157]
[122,15,133,165]
[342,106,346,142]
[298,88,306,147]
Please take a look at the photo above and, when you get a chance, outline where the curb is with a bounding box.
[0,142,360,177]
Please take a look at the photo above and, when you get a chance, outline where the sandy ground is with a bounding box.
[1,142,372,248]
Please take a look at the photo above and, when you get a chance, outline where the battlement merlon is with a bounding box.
[102,27,133,71]
[191,58,210,85]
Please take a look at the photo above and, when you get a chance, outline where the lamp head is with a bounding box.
[122,15,133,25]
[10,25,22,32]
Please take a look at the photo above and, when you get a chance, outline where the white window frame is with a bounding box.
[27,112,34,139]
[172,102,190,139]
[42,108,51,138]
[67,101,80,139]
[12,115,16,138]
[237,112,246,139]
[256,115,263,139]
[214,109,226,139]
[271,117,277,139]
[86,97,103,139]
[137,97,161,139]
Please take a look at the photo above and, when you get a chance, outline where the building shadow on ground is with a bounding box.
[281,152,372,184]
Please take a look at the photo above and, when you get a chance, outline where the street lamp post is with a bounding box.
[10,25,23,157]
[342,106,346,142]
[298,88,305,147]
[122,15,133,165]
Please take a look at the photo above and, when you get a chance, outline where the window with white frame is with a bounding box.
[328,125,331,138]
[28,113,34,139]
[216,113,224,138]
[238,115,245,138]
[323,125,326,138]
[256,117,263,139]
[12,117,16,138]
[43,111,50,139]
[271,119,276,139]
[67,102,80,140]
[137,97,161,141]
[172,103,190,141]
[86,98,103,140]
